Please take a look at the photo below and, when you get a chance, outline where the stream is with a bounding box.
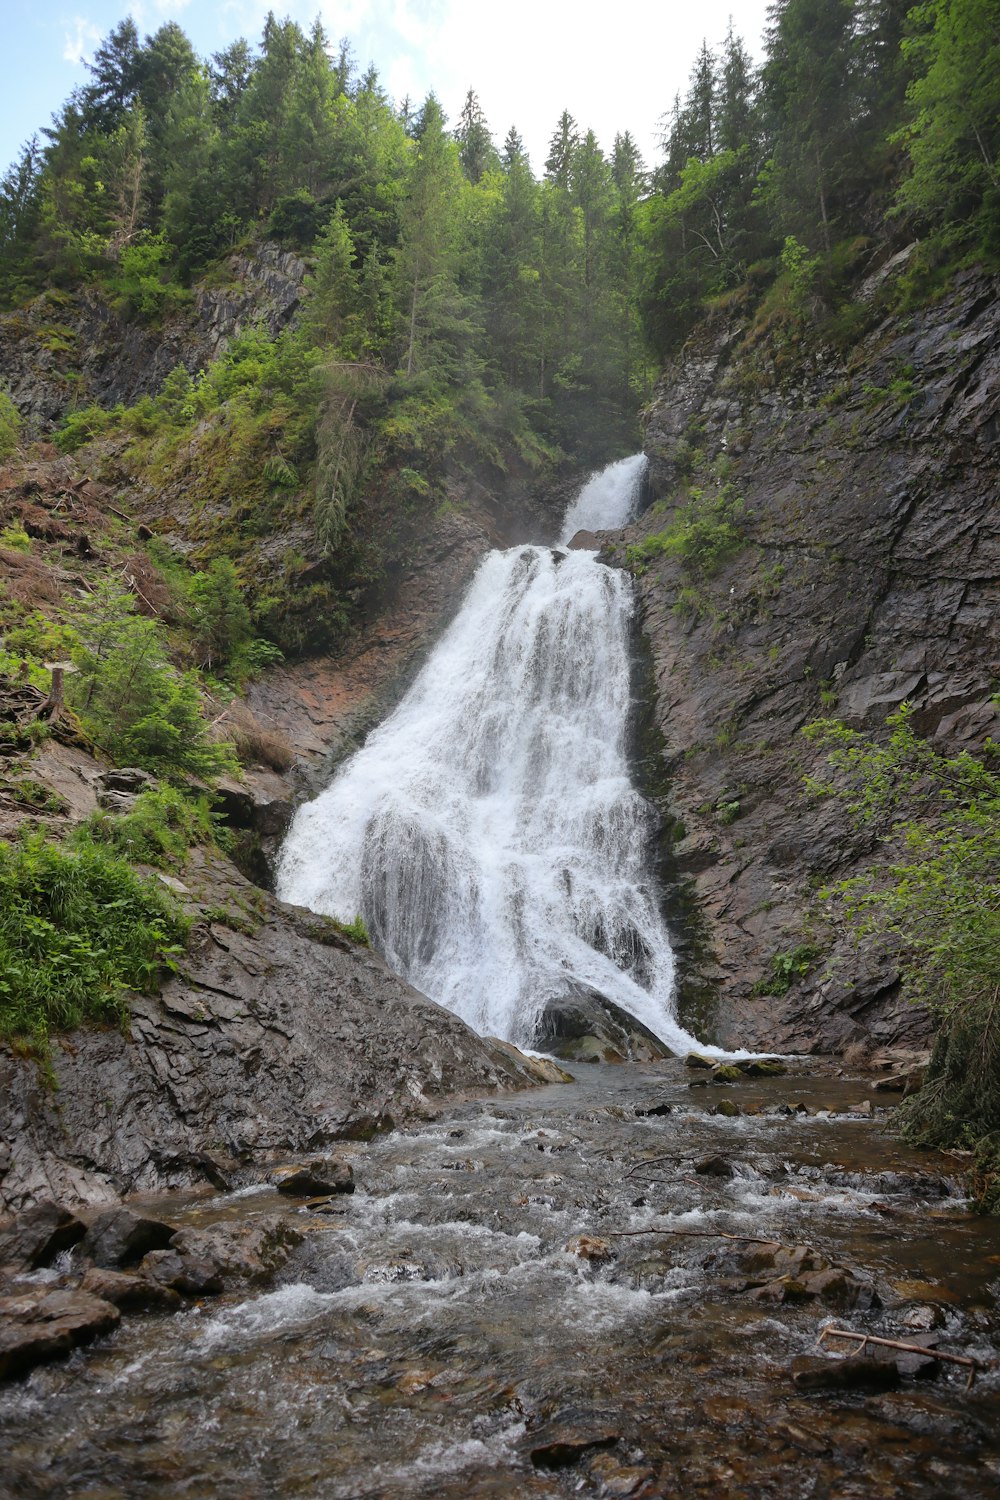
[2,1064,999,1497]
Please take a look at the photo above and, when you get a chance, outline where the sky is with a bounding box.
[1,1,773,177]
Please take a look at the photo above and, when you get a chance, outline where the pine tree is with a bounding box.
[456,90,497,184]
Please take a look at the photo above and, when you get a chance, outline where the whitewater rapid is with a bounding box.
[277,454,706,1053]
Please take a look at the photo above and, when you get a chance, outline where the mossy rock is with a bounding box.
[738,1059,787,1077]
[711,1064,743,1083]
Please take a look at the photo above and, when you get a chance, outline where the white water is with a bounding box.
[277,454,706,1054]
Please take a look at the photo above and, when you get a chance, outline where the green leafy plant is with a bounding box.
[626,484,745,580]
[0,390,20,459]
[75,785,219,869]
[0,831,190,1044]
[751,943,819,997]
[806,705,1000,1202]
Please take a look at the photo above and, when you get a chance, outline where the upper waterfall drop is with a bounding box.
[276,454,706,1056]
[558,452,648,543]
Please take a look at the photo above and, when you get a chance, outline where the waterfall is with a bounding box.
[277,454,705,1055]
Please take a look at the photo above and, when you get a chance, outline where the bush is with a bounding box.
[806,705,1000,1202]
[70,579,235,779]
[0,832,190,1043]
[0,390,20,459]
[74,786,219,869]
[626,484,745,579]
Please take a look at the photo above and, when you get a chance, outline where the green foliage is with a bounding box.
[337,914,371,947]
[187,558,253,671]
[111,231,188,319]
[626,484,745,579]
[0,523,30,552]
[54,403,121,453]
[75,785,219,869]
[751,943,819,996]
[806,705,1000,1177]
[0,389,21,458]
[0,831,190,1043]
[894,0,1000,262]
[70,579,235,779]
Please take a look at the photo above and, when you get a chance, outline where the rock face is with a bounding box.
[0,244,306,434]
[627,266,1000,1054]
[0,849,552,1214]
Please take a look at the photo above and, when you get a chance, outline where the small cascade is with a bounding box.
[277,454,704,1053]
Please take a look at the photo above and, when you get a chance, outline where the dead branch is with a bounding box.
[606,1227,785,1246]
[818,1325,986,1388]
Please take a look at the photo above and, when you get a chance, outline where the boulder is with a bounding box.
[0,1287,120,1381]
[81,1208,178,1268]
[79,1266,183,1311]
[140,1249,225,1296]
[536,992,671,1064]
[271,1157,354,1197]
[791,1354,900,1392]
[0,1201,86,1270]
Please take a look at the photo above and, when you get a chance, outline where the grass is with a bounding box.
[0,831,191,1044]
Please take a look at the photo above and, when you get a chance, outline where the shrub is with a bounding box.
[806,706,1000,1203]
[70,579,235,779]
[74,786,219,869]
[0,832,190,1043]
[0,390,21,459]
[627,484,745,580]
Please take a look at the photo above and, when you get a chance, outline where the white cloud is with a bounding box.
[62,15,101,66]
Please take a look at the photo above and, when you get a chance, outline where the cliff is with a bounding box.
[628,263,1000,1054]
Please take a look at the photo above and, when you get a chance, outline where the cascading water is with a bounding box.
[277,453,705,1054]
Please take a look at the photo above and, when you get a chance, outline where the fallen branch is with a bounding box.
[818,1325,984,1388]
[623,1155,678,1178]
[607,1227,785,1246]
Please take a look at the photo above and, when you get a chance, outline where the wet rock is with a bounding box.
[695,1154,734,1178]
[327,1113,395,1143]
[0,1287,120,1381]
[748,1275,813,1305]
[635,1102,673,1117]
[791,1354,900,1392]
[565,1235,614,1262]
[529,1415,620,1470]
[0,1201,86,1269]
[537,993,670,1064]
[711,1064,743,1083]
[685,1052,715,1069]
[738,1060,787,1077]
[81,1208,177,1268]
[901,1304,946,1332]
[797,1267,880,1312]
[586,1451,655,1496]
[851,1099,874,1116]
[272,1158,354,1197]
[711,1099,742,1118]
[79,1266,183,1311]
[140,1249,225,1296]
[167,1216,304,1284]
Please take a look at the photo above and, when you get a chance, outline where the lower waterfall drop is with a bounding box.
[277,454,705,1054]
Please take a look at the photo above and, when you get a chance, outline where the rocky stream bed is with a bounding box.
[1,1059,999,1499]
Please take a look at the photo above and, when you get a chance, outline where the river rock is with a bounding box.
[528,1415,620,1470]
[139,1248,225,1296]
[791,1354,900,1392]
[272,1157,354,1197]
[565,1235,614,1262]
[695,1154,735,1177]
[167,1216,304,1284]
[79,1266,183,1311]
[81,1208,178,1267]
[0,1287,120,1380]
[685,1052,715,1069]
[738,1060,787,1077]
[711,1099,741,1118]
[0,1201,86,1270]
[536,992,670,1064]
